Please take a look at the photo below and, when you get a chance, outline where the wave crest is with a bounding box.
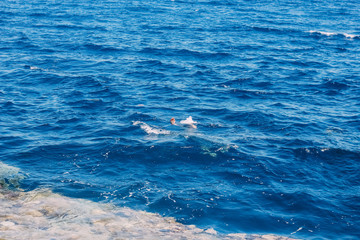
[133,121,170,135]
[309,30,359,39]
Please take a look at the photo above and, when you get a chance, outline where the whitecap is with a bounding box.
[343,33,358,39]
[309,30,359,39]
[133,121,170,135]
[309,30,337,37]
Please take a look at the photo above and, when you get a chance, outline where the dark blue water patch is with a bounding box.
[66,98,107,111]
[216,77,256,88]
[321,78,350,90]
[294,147,360,167]
[139,47,234,61]
[125,70,168,82]
[28,12,48,18]
[124,112,156,122]
[251,26,296,35]
[227,88,288,100]
[0,101,28,117]
[224,110,278,128]
[82,43,126,53]
[0,136,31,157]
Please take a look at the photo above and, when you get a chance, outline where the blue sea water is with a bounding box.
[0,0,360,239]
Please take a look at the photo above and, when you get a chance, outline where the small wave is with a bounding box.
[322,79,349,90]
[83,43,124,53]
[139,47,233,60]
[24,65,45,71]
[252,26,284,33]
[309,31,360,39]
[294,147,360,167]
[133,121,170,135]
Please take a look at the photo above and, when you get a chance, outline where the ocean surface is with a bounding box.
[1,0,359,239]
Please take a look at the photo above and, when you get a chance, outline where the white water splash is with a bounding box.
[179,116,197,129]
[133,121,170,135]
[309,30,359,39]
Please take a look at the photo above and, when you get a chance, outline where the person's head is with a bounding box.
[170,118,175,125]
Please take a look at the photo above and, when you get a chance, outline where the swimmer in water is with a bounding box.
[170,116,197,129]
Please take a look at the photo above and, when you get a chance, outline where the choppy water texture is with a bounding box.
[0,0,360,239]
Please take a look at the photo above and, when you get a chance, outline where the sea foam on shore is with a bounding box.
[0,187,296,240]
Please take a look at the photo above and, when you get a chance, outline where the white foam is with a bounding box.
[179,116,197,129]
[309,30,336,37]
[0,189,297,240]
[133,121,170,135]
[343,33,358,39]
[309,30,359,39]
[180,116,197,125]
